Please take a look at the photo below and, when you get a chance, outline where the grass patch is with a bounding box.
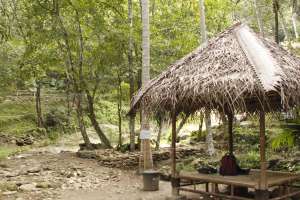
[0,146,28,160]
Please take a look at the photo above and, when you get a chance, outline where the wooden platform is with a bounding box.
[179,170,300,189]
[177,170,300,200]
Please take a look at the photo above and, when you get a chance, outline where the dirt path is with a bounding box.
[0,150,172,200]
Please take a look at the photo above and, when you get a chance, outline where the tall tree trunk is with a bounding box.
[199,0,207,43]
[279,9,289,40]
[292,13,299,39]
[86,90,112,148]
[205,109,215,156]
[35,80,44,128]
[76,92,92,149]
[75,9,93,149]
[66,78,71,126]
[197,113,204,141]
[199,0,215,156]
[117,73,123,147]
[176,114,190,135]
[273,0,280,43]
[140,0,153,171]
[155,118,163,151]
[220,112,227,143]
[128,0,136,152]
[292,0,299,39]
[253,0,265,36]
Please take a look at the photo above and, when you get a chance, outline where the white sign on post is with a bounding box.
[140,129,151,140]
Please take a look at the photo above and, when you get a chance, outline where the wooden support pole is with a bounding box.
[228,113,234,155]
[171,110,179,196]
[259,110,268,191]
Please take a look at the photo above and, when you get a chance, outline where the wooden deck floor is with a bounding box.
[179,170,300,189]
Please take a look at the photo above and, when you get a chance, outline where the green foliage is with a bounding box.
[0,146,28,160]
[0,0,300,150]
[270,128,295,150]
[0,101,36,136]
[177,157,196,172]
[238,150,260,169]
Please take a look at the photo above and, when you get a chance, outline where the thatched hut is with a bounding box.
[130,23,300,200]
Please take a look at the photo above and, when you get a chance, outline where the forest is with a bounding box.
[1,0,300,200]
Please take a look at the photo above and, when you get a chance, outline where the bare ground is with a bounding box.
[0,129,178,200]
[0,150,173,200]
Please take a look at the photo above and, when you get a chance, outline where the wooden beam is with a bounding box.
[171,109,178,196]
[259,111,267,190]
[228,112,234,155]
[179,188,253,200]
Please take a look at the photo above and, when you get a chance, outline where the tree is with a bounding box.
[128,0,136,152]
[292,0,299,39]
[253,0,265,36]
[273,0,280,44]
[140,0,153,171]
[199,0,215,156]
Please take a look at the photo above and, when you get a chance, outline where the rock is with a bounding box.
[36,182,52,189]
[3,191,17,195]
[5,171,19,178]
[27,166,41,173]
[16,198,25,200]
[19,183,37,191]
[4,182,18,191]
[0,163,9,168]
[16,135,34,146]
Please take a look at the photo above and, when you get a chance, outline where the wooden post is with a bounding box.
[228,113,234,155]
[256,111,269,200]
[171,110,179,196]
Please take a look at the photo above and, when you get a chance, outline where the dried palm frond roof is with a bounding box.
[129,23,300,115]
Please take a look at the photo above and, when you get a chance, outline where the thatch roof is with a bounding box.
[130,23,300,115]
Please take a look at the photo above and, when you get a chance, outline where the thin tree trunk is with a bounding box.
[35,80,43,128]
[279,9,289,40]
[155,118,163,151]
[197,113,204,141]
[273,0,280,43]
[220,112,227,141]
[292,13,299,39]
[66,78,71,126]
[199,0,214,156]
[117,73,123,147]
[140,0,153,171]
[86,90,112,148]
[199,0,207,43]
[205,109,215,156]
[176,114,190,135]
[253,0,265,36]
[76,92,92,149]
[292,0,299,39]
[128,0,136,152]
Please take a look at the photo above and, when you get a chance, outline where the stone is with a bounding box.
[5,171,19,178]
[3,191,17,195]
[19,183,37,191]
[0,163,9,168]
[27,166,41,173]
[36,182,52,189]
[4,182,18,191]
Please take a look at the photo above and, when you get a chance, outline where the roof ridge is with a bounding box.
[233,24,282,92]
